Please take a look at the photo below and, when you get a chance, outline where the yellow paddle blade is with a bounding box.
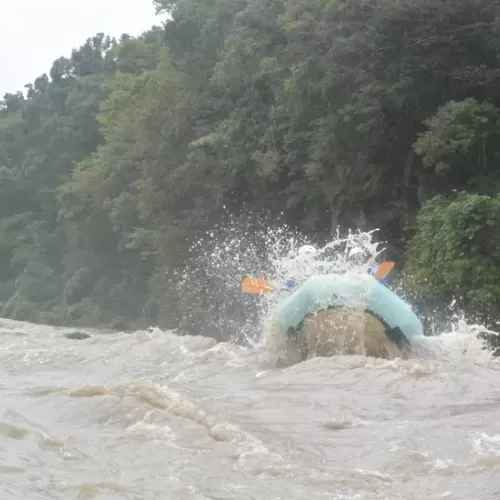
[241,278,280,294]
[374,261,395,280]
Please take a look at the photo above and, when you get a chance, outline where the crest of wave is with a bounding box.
[413,311,499,365]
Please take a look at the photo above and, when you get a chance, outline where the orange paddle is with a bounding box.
[241,277,281,294]
[374,261,395,280]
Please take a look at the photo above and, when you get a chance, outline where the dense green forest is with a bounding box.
[1,0,500,349]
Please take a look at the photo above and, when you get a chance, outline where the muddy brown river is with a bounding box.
[1,317,499,499]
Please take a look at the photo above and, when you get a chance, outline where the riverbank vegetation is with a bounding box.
[1,0,500,350]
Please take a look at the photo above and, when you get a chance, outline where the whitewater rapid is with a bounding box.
[1,317,499,500]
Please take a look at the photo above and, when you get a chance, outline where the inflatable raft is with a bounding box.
[275,271,424,359]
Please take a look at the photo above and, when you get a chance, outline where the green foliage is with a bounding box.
[405,193,500,322]
[0,29,164,328]
[414,99,500,191]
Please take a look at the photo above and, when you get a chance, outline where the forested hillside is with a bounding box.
[2,0,500,342]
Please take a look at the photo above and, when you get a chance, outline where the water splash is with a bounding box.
[173,214,498,363]
[268,227,384,289]
[418,315,499,365]
[174,213,303,343]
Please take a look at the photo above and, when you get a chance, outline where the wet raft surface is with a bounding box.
[0,317,499,500]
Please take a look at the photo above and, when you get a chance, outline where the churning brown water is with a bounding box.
[1,316,500,500]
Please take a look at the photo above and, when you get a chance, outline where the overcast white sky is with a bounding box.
[1,0,166,96]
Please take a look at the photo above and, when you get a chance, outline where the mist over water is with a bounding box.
[2,222,499,499]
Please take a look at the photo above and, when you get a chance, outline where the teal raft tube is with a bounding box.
[275,271,424,351]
